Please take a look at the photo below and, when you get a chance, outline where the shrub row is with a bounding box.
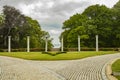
[0,48,46,52]
[64,48,118,51]
[0,48,119,52]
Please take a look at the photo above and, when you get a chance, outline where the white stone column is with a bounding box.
[96,35,98,52]
[8,36,11,52]
[78,35,80,52]
[61,36,64,52]
[27,36,30,52]
[45,37,48,52]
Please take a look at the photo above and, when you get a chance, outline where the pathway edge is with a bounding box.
[102,56,120,80]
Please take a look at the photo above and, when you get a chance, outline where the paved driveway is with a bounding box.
[0,53,120,80]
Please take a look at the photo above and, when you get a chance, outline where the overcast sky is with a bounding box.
[0,0,119,48]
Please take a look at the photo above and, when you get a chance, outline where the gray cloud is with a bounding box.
[0,0,36,6]
[50,1,89,14]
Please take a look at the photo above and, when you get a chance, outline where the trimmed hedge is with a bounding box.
[42,51,67,56]
[64,48,118,51]
[0,48,46,52]
[99,48,118,51]
[0,48,119,52]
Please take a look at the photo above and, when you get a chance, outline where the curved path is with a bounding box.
[0,53,120,80]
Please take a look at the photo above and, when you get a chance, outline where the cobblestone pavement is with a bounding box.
[0,53,120,80]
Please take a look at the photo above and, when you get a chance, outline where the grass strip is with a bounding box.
[112,59,120,80]
[0,51,117,60]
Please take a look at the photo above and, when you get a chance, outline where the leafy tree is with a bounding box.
[3,6,27,36]
[0,5,53,49]
[0,14,5,47]
[83,4,114,47]
[113,0,120,11]
[67,26,89,48]
[112,0,120,47]
[61,3,120,48]
[63,13,87,30]
[24,16,53,48]
[0,6,28,48]
[61,14,89,48]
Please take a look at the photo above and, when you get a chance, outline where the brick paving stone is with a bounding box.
[0,53,120,80]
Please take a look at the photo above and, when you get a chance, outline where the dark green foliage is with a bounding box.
[42,51,67,56]
[0,6,53,49]
[113,0,120,11]
[42,52,56,56]
[61,2,120,48]
[63,48,118,51]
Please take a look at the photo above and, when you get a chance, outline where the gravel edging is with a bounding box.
[102,58,120,80]
[0,60,2,80]
[0,66,1,80]
[102,61,109,80]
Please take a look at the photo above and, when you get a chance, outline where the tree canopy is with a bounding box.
[60,1,120,48]
[0,6,53,49]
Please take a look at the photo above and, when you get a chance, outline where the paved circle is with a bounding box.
[0,53,120,80]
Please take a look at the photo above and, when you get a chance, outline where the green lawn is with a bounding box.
[112,59,120,80]
[0,51,117,60]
